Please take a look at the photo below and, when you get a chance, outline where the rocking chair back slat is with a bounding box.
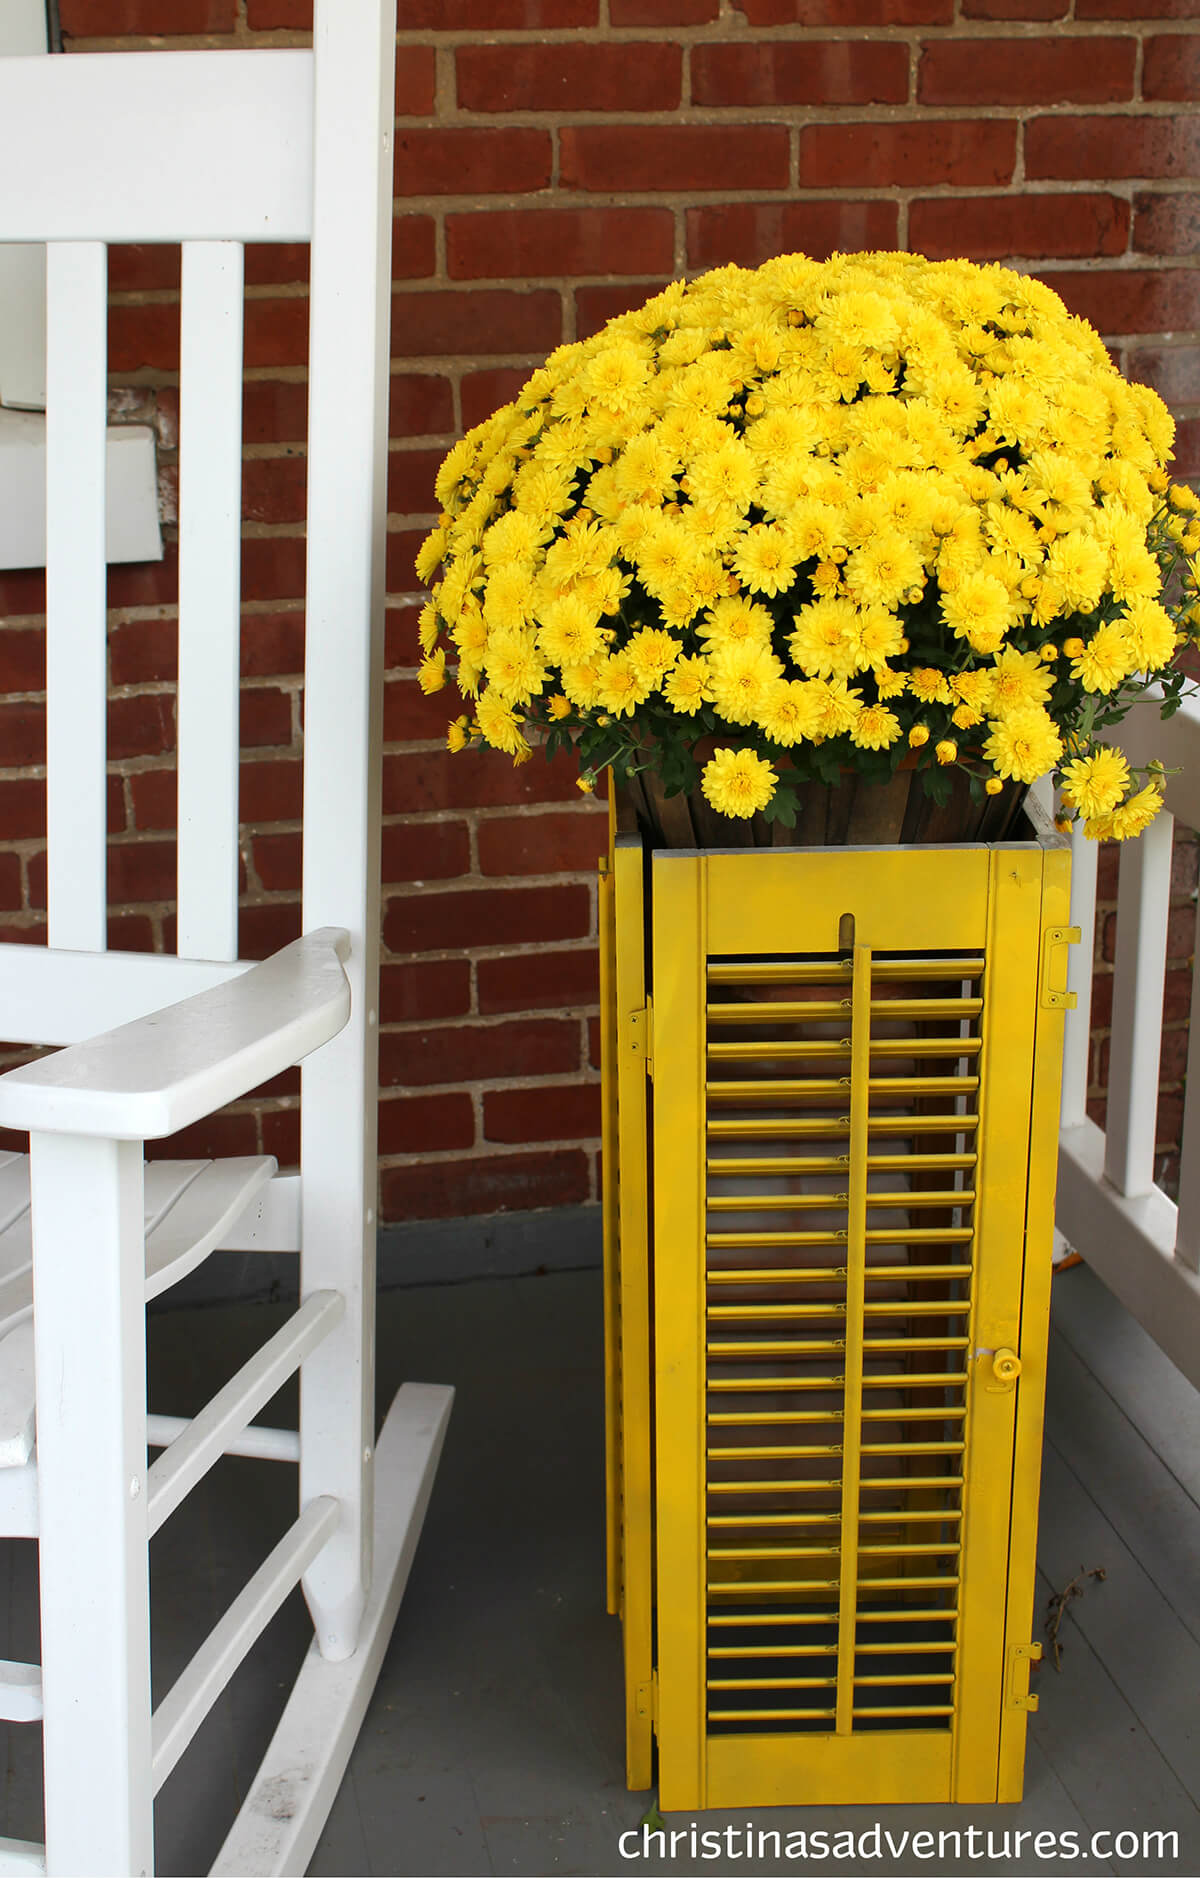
[177,241,247,964]
[0,51,314,244]
[45,241,108,955]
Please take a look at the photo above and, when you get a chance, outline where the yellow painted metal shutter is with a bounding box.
[647,841,1069,1810]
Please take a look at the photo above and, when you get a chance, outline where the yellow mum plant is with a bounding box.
[417,251,1200,838]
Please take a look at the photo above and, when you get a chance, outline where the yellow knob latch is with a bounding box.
[991,1348,1022,1390]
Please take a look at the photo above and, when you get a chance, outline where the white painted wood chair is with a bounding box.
[0,7,453,1872]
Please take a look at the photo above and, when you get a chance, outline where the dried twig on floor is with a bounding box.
[1045,1565,1107,1669]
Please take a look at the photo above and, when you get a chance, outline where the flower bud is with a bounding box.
[985,777,1004,796]
[1063,637,1085,657]
[935,739,958,766]
[1038,641,1059,661]
[577,773,596,795]
[908,725,930,748]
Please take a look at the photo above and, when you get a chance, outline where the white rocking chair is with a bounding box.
[0,7,453,1873]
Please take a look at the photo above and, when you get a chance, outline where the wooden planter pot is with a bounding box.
[599,792,1076,1811]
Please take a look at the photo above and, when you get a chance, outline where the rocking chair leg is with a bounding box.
[29,1134,154,1878]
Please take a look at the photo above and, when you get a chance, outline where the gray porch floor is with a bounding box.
[1,1259,1198,1877]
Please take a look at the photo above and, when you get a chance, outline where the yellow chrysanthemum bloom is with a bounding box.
[475,690,527,757]
[941,571,1014,651]
[1110,783,1165,839]
[446,715,470,753]
[983,707,1063,783]
[483,631,546,705]
[988,646,1053,714]
[664,654,714,716]
[626,627,681,689]
[732,522,800,597]
[844,530,926,610]
[597,651,653,717]
[546,694,573,722]
[418,602,440,655]
[709,641,785,726]
[789,597,860,679]
[1121,597,1177,672]
[698,595,775,652]
[808,678,863,739]
[418,649,447,695]
[910,667,953,705]
[1060,748,1130,819]
[701,747,778,819]
[852,704,903,750]
[1070,623,1139,695]
[759,679,822,747]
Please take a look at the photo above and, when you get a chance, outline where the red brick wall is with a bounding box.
[0,0,1195,1222]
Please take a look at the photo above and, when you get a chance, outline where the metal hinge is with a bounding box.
[1008,1641,1042,1712]
[1040,925,1081,1011]
[635,1671,659,1726]
[630,999,653,1078]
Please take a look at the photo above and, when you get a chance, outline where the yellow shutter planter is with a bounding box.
[601,793,1074,1811]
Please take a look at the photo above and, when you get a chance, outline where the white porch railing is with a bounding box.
[1055,690,1200,1392]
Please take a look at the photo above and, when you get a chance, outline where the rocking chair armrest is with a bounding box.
[0,928,352,1141]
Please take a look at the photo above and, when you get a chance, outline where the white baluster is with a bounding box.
[1104,810,1174,1196]
[1173,932,1200,1272]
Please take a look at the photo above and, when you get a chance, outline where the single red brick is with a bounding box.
[482,1080,601,1143]
[390,372,455,439]
[110,694,175,761]
[246,0,309,21]
[244,380,308,447]
[387,528,435,595]
[456,42,681,113]
[692,41,908,108]
[61,0,234,29]
[447,207,675,282]
[241,537,307,604]
[1134,192,1200,254]
[381,1016,578,1087]
[740,0,950,19]
[0,854,22,914]
[244,245,310,288]
[109,246,181,291]
[381,1148,590,1222]
[386,882,590,953]
[963,0,1066,16]
[396,48,437,116]
[242,611,305,679]
[251,832,302,892]
[380,819,471,883]
[385,605,423,669]
[1164,967,1193,1023]
[242,456,307,526]
[0,704,44,765]
[240,687,293,749]
[406,0,594,19]
[477,809,608,877]
[1167,902,1196,959]
[461,367,534,430]
[0,569,45,616]
[687,200,898,270]
[378,1091,475,1155]
[1127,344,1200,405]
[1079,0,1194,13]
[238,758,304,823]
[478,947,599,1015]
[1172,834,1199,899]
[1026,114,1200,180]
[147,1111,259,1163]
[380,958,472,1023]
[244,299,309,370]
[797,120,1017,188]
[129,769,176,832]
[108,303,179,374]
[918,36,1135,105]
[383,746,583,814]
[910,192,1130,259]
[108,840,177,906]
[395,127,553,196]
[0,779,45,840]
[611,0,716,18]
[1159,1026,1190,1083]
[0,628,44,695]
[391,288,561,358]
[561,124,790,193]
[1143,32,1200,97]
[1038,266,1200,335]
[237,900,303,960]
[109,620,175,686]
[387,447,443,516]
[1174,416,1200,478]
[382,675,459,743]
[575,281,672,340]
[392,215,437,281]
